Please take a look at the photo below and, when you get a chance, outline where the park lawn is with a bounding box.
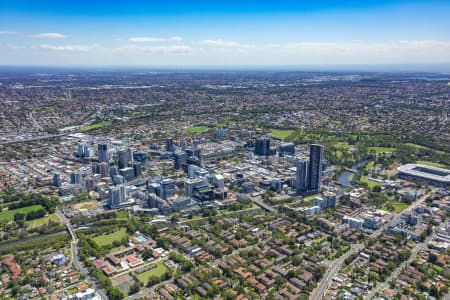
[405,143,446,155]
[364,160,381,172]
[92,228,128,247]
[364,161,374,171]
[391,202,409,213]
[115,210,129,219]
[26,213,60,228]
[79,120,112,133]
[135,261,171,284]
[360,176,381,190]
[184,126,209,134]
[0,204,45,221]
[270,129,296,141]
[416,160,448,168]
[335,142,351,150]
[381,202,409,213]
[367,147,396,154]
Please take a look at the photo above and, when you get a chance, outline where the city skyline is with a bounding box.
[1,0,450,67]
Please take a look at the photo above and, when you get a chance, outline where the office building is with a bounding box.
[212,174,225,191]
[278,142,295,157]
[295,160,308,195]
[323,191,337,208]
[130,161,142,177]
[113,174,125,185]
[133,151,148,163]
[109,166,118,178]
[184,177,204,197]
[271,178,282,192]
[343,216,363,229]
[98,143,109,163]
[77,144,91,158]
[217,127,227,138]
[166,137,175,152]
[254,136,271,156]
[119,167,135,181]
[108,185,126,209]
[174,151,187,170]
[308,144,323,192]
[70,172,82,184]
[160,178,176,200]
[53,173,61,187]
[117,148,132,169]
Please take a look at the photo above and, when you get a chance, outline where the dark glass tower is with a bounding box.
[308,144,323,192]
[98,143,108,163]
[254,137,270,156]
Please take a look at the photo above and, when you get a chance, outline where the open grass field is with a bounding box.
[364,161,375,171]
[135,261,171,283]
[26,213,60,228]
[270,129,296,141]
[360,176,381,190]
[115,210,129,219]
[391,202,409,213]
[367,147,396,154]
[382,202,409,213]
[405,143,446,155]
[416,160,448,168]
[0,204,45,221]
[79,120,112,132]
[184,126,209,134]
[92,228,128,247]
[72,200,99,211]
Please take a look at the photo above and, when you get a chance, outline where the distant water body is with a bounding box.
[409,77,450,81]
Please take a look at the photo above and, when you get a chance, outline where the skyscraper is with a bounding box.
[295,160,308,195]
[174,151,187,170]
[98,143,108,163]
[108,184,126,208]
[255,136,271,156]
[117,148,132,169]
[77,144,91,158]
[53,173,61,187]
[70,172,82,184]
[160,178,176,200]
[166,137,175,152]
[308,144,323,192]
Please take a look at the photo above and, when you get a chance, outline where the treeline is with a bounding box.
[0,233,70,255]
[5,193,57,213]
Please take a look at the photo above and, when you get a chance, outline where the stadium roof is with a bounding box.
[397,164,450,184]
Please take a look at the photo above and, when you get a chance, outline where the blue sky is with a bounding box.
[1,0,450,67]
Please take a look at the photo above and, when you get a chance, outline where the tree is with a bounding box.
[14,212,25,222]
[428,253,438,264]
[129,282,141,295]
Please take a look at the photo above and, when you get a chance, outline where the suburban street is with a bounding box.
[311,243,365,300]
[56,208,108,300]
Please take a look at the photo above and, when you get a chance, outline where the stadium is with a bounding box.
[397,164,450,187]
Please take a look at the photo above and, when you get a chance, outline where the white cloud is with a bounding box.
[117,44,192,54]
[199,39,245,47]
[36,44,97,51]
[128,36,183,43]
[0,31,18,35]
[32,33,67,39]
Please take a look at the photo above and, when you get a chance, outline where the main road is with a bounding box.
[56,208,108,300]
[311,243,365,300]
